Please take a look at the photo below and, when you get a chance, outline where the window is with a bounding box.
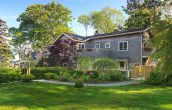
[95,44,100,48]
[105,42,110,48]
[118,41,128,51]
[77,43,85,50]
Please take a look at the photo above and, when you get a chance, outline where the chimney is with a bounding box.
[94,30,99,35]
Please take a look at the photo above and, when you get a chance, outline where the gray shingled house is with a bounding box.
[43,28,152,70]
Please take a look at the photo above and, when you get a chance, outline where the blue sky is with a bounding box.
[0,0,127,36]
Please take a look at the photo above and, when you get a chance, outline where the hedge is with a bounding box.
[22,67,71,79]
[0,68,22,83]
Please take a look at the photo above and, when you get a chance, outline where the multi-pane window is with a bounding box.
[95,44,100,48]
[105,42,110,48]
[118,41,128,51]
[77,43,85,50]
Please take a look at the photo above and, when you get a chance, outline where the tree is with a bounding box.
[14,1,73,49]
[123,0,163,29]
[78,15,91,36]
[47,39,77,68]
[90,7,125,34]
[150,19,172,84]
[0,19,13,67]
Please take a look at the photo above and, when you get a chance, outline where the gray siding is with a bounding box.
[80,33,143,69]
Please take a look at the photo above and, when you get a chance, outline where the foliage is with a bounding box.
[74,78,84,88]
[98,72,111,81]
[47,39,77,68]
[77,57,93,72]
[109,71,126,81]
[44,72,56,79]
[86,70,99,79]
[93,58,118,71]
[56,70,72,81]
[122,0,164,29]
[12,1,73,49]
[71,70,84,79]
[78,15,91,36]
[0,68,22,83]
[25,67,70,79]
[145,72,165,85]
[0,19,13,67]
[90,7,125,33]
[149,19,172,85]
[21,74,35,82]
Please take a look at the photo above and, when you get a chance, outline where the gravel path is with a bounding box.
[33,79,140,87]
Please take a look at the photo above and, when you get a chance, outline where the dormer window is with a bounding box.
[77,43,85,50]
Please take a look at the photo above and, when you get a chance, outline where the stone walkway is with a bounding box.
[33,79,140,87]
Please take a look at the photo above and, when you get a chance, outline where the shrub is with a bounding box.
[167,78,172,86]
[27,67,70,79]
[80,74,89,82]
[44,73,56,79]
[74,78,84,88]
[21,74,35,82]
[0,68,22,83]
[86,71,99,79]
[110,71,126,81]
[77,57,93,71]
[55,71,72,81]
[145,72,164,85]
[93,58,118,71]
[71,70,84,79]
[98,72,111,81]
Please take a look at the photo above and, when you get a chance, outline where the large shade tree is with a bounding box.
[78,15,91,36]
[122,0,166,29]
[90,7,125,34]
[11,1,73,49]
[77,7,125,34]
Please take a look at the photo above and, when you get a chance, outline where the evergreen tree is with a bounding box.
[0,19,13,67]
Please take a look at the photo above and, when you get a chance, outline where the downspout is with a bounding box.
[140,32,143,65]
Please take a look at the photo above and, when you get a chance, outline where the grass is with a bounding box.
[0,82,171,110]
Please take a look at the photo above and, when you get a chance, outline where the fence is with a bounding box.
[131,65,155,79]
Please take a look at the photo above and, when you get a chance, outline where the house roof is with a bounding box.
[64,33,88,41]
[63,28,148,42]
[44,28,148,47]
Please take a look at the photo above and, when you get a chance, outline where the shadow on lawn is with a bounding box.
[0,82,171,110]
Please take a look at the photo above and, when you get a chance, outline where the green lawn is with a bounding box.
[0,82,171,110]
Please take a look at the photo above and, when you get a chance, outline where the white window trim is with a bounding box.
[95,43,100,48]
[118,41,128,51]
[105,42,111,48]
[77,43,85,49]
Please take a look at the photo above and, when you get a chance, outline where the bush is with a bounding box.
[55,71,72,81]
[110,71,126,81]
[86,71,99,79]
[93,58,118,71]
[71,70,84,79]
[26,67,70,79]
[21,74,35,82]
[0,68,22,83]
[167,78,172,86]
[145,72,163,85]
[80,74,89,82]
[44,73,56,79]
[74,78,84,88]
[98,72,111,81]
